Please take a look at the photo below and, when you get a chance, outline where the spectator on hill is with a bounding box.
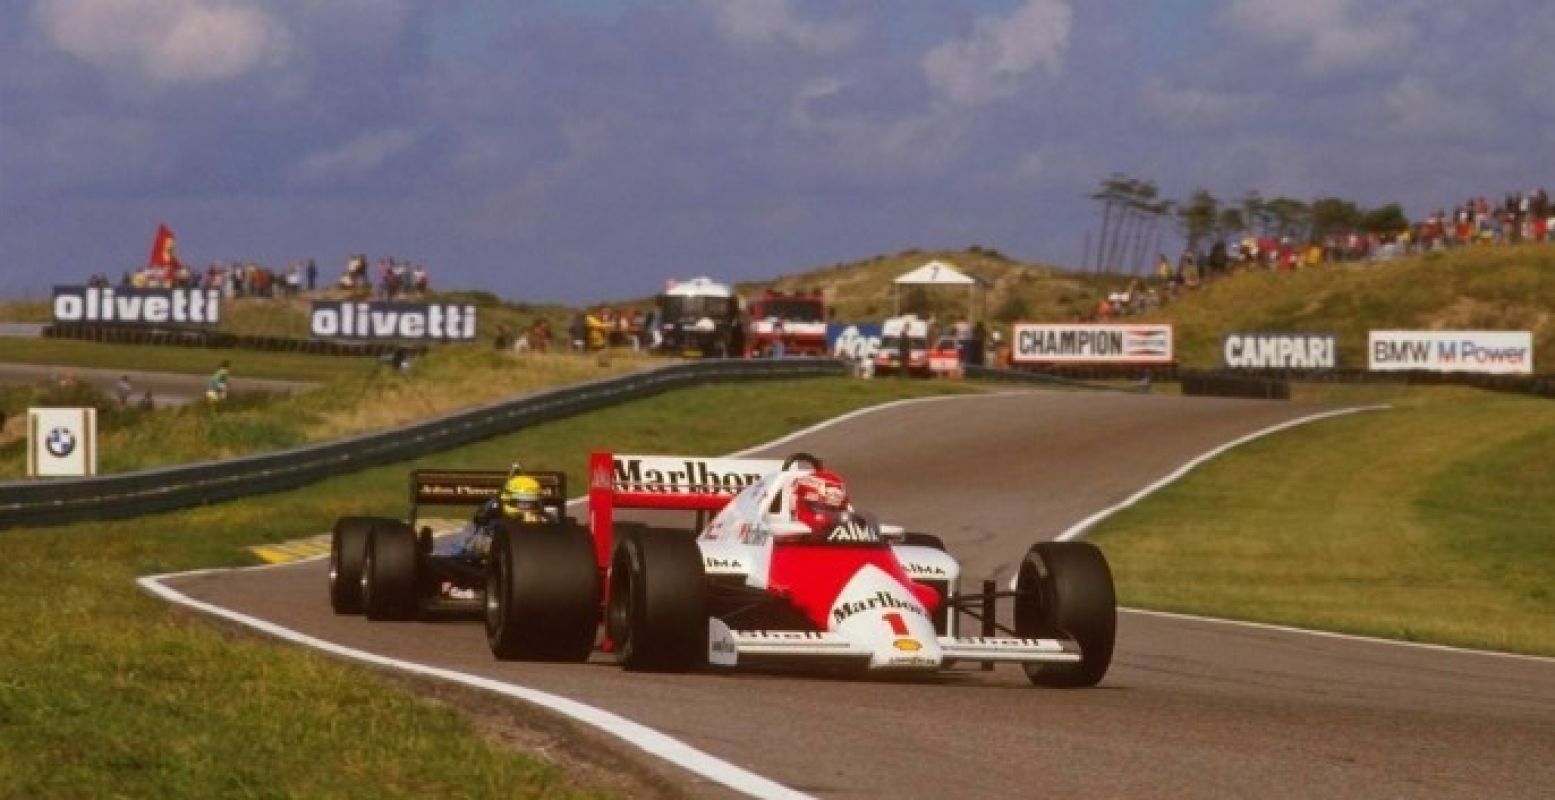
[138,390,155,410]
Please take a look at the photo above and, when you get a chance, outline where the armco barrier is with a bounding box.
[43,323,421,358]
[0,358,845,528]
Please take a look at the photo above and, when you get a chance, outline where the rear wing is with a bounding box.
[408,468,567,526]
[587,451,783,568]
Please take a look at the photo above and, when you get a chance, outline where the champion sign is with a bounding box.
[1223,333,1337,369]
[1369,330,1532,374]
[309,301,477,341]
[1011,323,1173,365]
[52,286,221,326]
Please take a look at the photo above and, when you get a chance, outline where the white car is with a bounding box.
[482,451,1117,686]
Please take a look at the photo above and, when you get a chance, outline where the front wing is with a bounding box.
[719,628,1081,669]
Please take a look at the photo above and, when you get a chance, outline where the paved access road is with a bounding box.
[0,363,312,406]
[165,391,1555,799]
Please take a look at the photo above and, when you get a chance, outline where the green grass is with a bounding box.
[0,349,660,479]
[0,377,964,799]
[1091,384,1555,655]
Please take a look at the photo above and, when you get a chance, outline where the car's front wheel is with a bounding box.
[1015,541,1116,687]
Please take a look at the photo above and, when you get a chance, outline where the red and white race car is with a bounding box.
[481,451,1116,686]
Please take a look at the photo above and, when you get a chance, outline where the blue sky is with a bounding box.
[3,0,1551,303]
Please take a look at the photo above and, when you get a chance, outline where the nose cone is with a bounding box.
[828,564,944,670]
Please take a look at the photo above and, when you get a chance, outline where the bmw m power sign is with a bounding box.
[27,407,97,477]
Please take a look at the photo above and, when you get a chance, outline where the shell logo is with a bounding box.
[893,638,921,652]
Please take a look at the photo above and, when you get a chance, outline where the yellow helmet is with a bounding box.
[500,475,542,517]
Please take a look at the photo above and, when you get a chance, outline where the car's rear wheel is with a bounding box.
[1015,541,1116,687]
[485,520,599,661]
[608,527,708,672]
[329,516,381,614]
[363,521,420,621]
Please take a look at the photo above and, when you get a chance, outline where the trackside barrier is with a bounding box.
[0,358,846,529]
[987,365,1555,399]
[961,365,1149,393]
[43,323,422,358]
[1180,372,1291,400]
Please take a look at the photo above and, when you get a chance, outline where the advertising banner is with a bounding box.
[52,286,221,326]
[828,323,883,361]
[27,407,97,477]
[309,300,478,341]
[1368,330,1532,374]
[1223,333,1337,369]
[1012,323,1173,365]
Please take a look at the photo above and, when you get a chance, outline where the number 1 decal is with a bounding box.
[882,611,909,636]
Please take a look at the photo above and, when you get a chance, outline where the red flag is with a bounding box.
[148,224,181,279]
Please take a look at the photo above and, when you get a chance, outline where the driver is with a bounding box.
[478,475,548,525]
[792,470,849,536]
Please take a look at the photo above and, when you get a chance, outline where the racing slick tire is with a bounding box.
[1014,541,1116,688]
[485,520,599,662]
[329,516,382,614]
[363,521,420,621]
[608,527,708,672]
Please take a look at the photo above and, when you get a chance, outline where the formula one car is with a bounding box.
[328,467,581,622]
[482,451,1117,686]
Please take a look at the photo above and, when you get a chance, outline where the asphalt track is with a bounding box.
[161,391,1555,799]
[0,363,313,406]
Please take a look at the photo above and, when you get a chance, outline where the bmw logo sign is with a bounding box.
[45,426,77,458]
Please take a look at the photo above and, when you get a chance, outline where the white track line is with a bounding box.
[138,571,812,800]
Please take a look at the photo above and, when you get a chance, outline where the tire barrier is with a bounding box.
[0,358,846,529]
[1180,372,1291,400]
[43,323,422,359]
[961,365,1149,394]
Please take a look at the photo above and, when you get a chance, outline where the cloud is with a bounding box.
[922,0,1072,106]
[699,0,859,53]
[292,128,419,182]
[1143,79,1268,130]
[1217,0,1415,75]
[35,0,292,87]
[1383,76,1495,140]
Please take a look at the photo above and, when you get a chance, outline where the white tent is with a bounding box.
[892,259,983,318]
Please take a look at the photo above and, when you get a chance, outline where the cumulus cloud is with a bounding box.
[1383,76,1495,140]
[292,128,418,182]
[699,0,859,53]
[922,0,1072,106]
[35,0,291,87]
[1217,0,1416,75]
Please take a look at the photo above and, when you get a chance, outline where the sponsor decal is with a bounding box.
[831,590,927,626]
[1012,323,1173,365]
[1369,330,1532,375]
[824,518,879,543]
[892,638,921,652]
[829,323,883,360]
[902,561,947,577]
[52,286,221,326]
[44,427,77,457]
[734,630,830,641]
[703,556,745,571]
[1223,333,1337,369]
[611,456,769,494]
[309,300,477,341]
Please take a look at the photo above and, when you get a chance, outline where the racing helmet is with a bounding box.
[793,470,849,535]
[499,475,543,518]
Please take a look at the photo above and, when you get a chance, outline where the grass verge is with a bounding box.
[1,349,659,478]
[0,377,965,799]
[1091,383,1555,655]
[0,337,374,383]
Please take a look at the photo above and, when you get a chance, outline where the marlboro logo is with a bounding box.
[611,456,776,495]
